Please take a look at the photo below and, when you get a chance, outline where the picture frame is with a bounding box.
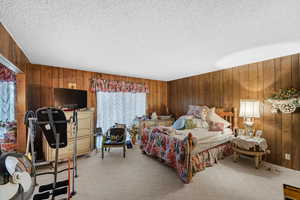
[238,128,245,136]
[256,130,263,138]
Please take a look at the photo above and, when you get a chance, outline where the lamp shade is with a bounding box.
[239,99,260,118]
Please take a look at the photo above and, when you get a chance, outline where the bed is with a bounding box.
[140,107,238,183]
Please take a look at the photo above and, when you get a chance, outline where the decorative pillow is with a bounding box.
[206,107,231,128]
[209,121,224,131]
[186,105,209,120]
[179,115,194,120]
[184,119,197,129]
[172,118,186,130]
[192,118,209,128]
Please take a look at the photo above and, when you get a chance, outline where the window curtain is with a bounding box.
[96,92,146,133]
[0,64,16,139]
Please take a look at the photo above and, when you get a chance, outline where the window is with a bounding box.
[0,81,15,137]
[96,92,146,132]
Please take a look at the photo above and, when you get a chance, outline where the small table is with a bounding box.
[232,136,269,169]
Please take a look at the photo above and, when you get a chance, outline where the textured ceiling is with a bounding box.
[1,0,300,81]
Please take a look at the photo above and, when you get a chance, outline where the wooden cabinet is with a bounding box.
[43,110,94,161]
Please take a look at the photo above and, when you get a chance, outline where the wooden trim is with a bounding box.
[186,133,194,183]
[0,24,30,152]
[215,107,238,132]
[232,146,266,156]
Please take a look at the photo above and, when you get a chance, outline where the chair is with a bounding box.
[101,127,126,159]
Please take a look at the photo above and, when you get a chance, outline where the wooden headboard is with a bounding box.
[215,107,238,132]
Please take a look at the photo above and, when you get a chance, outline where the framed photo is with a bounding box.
[256,130,263,138]
[238,129,245,136]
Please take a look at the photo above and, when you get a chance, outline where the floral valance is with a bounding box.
[0,63,16,82]
[91,78,149,93]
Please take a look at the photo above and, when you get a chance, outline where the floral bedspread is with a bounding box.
[140,127,233,183]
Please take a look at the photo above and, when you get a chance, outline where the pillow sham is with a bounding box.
[179,115,194,120]
[186,105,209,120]
[172,118,186,130]
[206,107,231,128]
[184,119,197,129]
[208,121,224,131]
[193,118,209,128]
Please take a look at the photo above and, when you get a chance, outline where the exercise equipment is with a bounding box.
[34,107,69,200]
[24,110,38,186]
[23,107,79,200]
[0,151,35,200]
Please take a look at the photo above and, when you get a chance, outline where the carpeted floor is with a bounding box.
[35,146,300,200]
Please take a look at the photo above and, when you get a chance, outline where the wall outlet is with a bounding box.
[285,153,291,160]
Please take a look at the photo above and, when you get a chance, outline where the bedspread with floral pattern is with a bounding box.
[140,127,233,183]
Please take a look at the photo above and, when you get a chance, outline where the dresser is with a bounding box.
[138,118,174,136]
[43,110,95,161]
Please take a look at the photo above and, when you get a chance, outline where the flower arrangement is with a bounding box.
[270,88,300,100]
[267,88,300,114]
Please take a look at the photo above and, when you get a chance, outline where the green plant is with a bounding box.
[270,88,300,100]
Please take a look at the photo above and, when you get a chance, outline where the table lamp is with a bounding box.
[239,99,260,136]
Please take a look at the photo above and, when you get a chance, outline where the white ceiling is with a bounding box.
[1,0,300,81]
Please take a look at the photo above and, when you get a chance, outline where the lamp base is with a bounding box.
[243,118,255,137]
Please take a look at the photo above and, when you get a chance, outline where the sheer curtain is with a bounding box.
[0,81,15,137]
[97,92,146,132]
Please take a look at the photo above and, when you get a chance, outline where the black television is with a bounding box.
[54,88,87,109]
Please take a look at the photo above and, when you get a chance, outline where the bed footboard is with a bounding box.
[186,133,194,183]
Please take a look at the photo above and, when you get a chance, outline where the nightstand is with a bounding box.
[232,136,270,169]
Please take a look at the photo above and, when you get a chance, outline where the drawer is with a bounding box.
[65,112,93,130]
[78,117,91,130]
[68,128,92,138]
[70,136,91,155]
[67,116,92,132]
[50,145,71,161]
[48,136,91,161]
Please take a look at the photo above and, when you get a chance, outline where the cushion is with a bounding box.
[187,105,209,120]
[184,119,197,129]
[208,121,225,131]
[206,107,231,128]
[179,115,194,120]
[172,118,186,130]
[193,118,209,128]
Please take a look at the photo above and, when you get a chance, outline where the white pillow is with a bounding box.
[179,115,194,120]
[186,105,209,120]
[193,118,209,128]
[206,108,231,128]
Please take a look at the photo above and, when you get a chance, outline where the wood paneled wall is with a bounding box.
[0,23,30,152]
[26,64,168,114]
[167,53,300,170]
[26,64,168,158]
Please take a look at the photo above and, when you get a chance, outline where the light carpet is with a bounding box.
[35,146,300,200]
